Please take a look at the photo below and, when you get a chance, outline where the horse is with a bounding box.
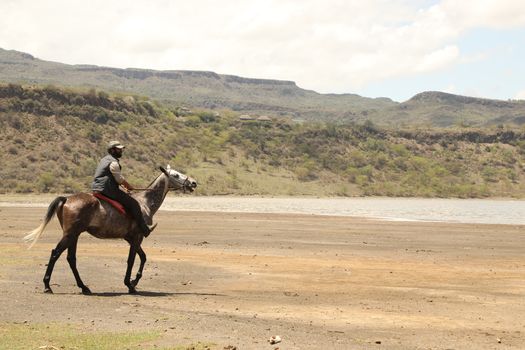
[24,165,197,295]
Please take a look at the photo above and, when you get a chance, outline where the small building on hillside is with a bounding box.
[239,114,254,120]
[257,115,272,122]
[176,106,192,116]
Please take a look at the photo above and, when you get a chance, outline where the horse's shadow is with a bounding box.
[89,291,225,297]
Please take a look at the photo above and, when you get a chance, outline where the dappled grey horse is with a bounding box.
[24,166,197,294]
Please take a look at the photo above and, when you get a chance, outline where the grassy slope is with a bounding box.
[1,84,524,198]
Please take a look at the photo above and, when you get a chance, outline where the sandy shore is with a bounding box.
[0,206,524,349]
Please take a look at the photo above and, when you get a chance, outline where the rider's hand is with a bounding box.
[122,180,134,192]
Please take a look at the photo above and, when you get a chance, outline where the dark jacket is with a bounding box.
[91,154,121,198]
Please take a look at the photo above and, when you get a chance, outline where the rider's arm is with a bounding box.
[109,161,134,191]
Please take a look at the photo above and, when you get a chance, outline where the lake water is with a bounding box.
[2,196,523,225]
[161,197,524,225]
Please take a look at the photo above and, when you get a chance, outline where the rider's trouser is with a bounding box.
[106,190,149,235]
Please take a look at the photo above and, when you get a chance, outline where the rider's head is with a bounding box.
[107,140,125,158]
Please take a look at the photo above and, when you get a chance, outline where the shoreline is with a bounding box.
[1,194,523,225]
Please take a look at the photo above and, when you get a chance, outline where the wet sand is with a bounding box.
[0,206,524,349]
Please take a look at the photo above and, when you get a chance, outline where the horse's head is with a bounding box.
[160,165,197,192]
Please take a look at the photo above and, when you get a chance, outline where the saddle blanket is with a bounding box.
[92,193,127,216]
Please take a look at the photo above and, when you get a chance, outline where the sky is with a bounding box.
[0,0,524,102]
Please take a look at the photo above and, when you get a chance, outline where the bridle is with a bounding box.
[177,176,192,193]
[159,166,192,193]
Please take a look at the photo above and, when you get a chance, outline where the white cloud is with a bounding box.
[443,84,457,94]
[0,0,523,94]
[462,88,485,99]
[414,45,459,72]
[514,90,525,100]
[438,0,525,29]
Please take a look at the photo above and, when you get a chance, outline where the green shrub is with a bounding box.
[38,172,55,192]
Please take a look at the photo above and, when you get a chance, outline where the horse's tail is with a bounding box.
[24,196,67,249]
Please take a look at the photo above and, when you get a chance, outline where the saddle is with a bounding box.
[93,193,127,216]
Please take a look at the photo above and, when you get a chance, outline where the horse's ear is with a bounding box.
[159,166,168,175]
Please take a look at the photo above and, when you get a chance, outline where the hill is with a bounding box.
[391,91,525,127]
[2,48,525,127]
[1,84,524,198]
[0,48,395,123]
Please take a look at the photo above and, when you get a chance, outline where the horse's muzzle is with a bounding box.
[185,181,197,192]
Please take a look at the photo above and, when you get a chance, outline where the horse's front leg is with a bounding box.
[131,246,147,288]
[124,241,138,294]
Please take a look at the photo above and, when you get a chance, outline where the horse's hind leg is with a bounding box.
[67,234,92,295]
[43,235,71,293]
[131,246,147,288]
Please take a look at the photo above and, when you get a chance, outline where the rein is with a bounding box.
[181,177,191,193]
[166,175,191,193]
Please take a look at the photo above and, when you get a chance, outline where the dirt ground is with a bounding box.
[0,206,524,349]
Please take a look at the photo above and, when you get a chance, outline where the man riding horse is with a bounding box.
[92,140,156,237]
[24,152,197,294]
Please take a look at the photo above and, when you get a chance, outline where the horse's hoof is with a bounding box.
[128,287,137,294]
[81,287,92,295]
[44,288,53,294]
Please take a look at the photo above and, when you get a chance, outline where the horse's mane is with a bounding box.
[145,172,163,189]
